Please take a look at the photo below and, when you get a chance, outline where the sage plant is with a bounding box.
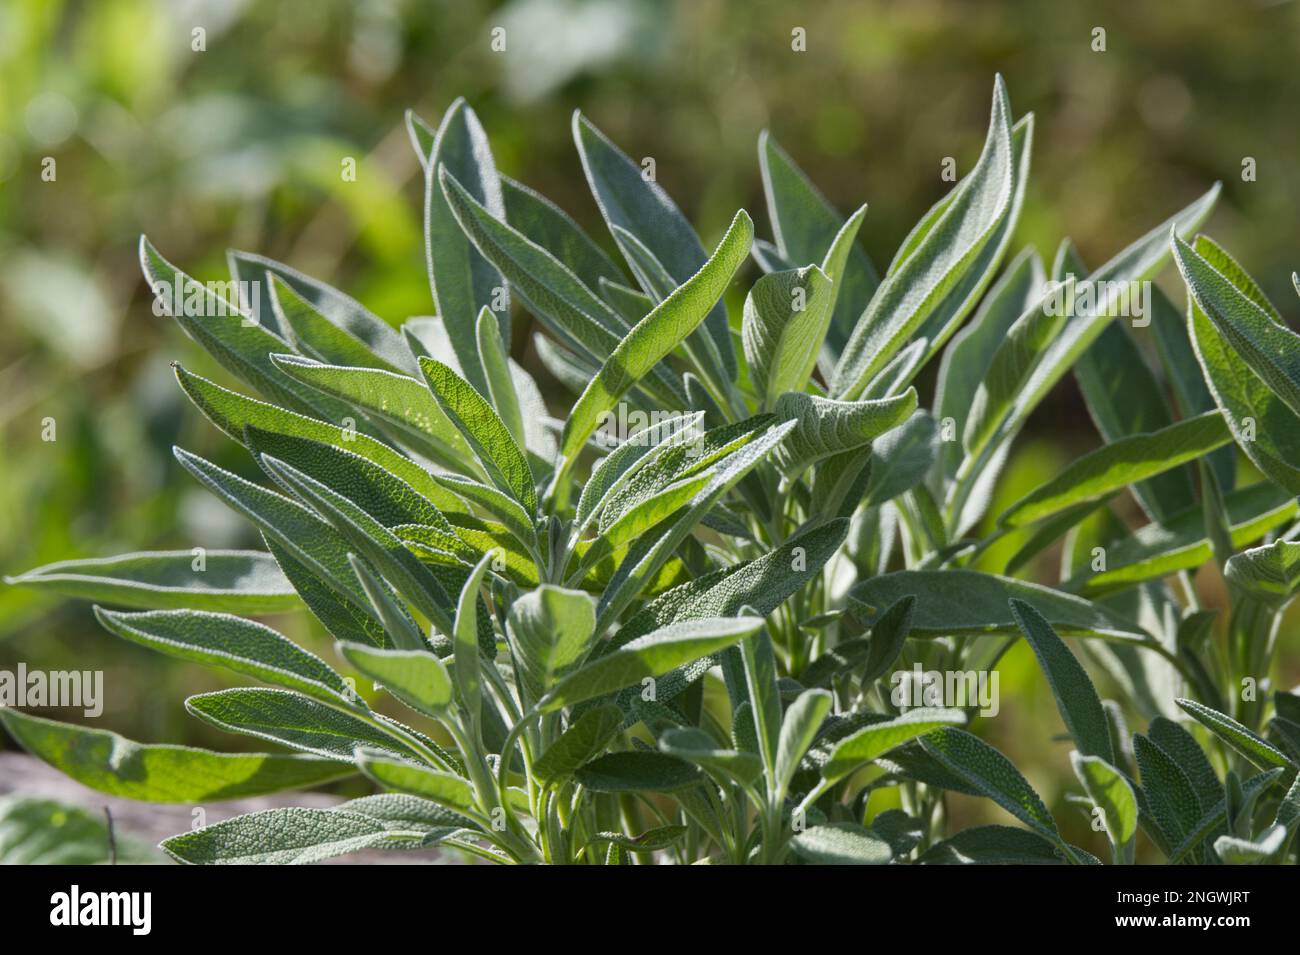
[6,77,1299,865]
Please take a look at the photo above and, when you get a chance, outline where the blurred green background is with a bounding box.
[2,0,1298,857]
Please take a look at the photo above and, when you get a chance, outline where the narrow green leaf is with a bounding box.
[864,411,938,507]
[337,642,452,717]
[758,130,878,361]
[959,185,1220,484]
[917,825,1068,864]
[533,704,624,785]
[790,822,893,865]
[172,448,379,620]
[861,595,915,684]
[823,708,967,785]
[1070,752,1138,857]
[1224,538,1300,611]
[174,363,461,513]
[420,357,536,514]
[593,520,848,710]
[432,473,538,549]
[584,826,687,854]
[1075,316,1195,521]
[452,553,495,719]
[425,98,507,391]
[849,570,1149,642]
[345,553,426,651]
[475,306,525,449]
[141,238,349,421]
[1066,482,1296,596]
[1174,233,1300,418]
[500,173,624,293]
[1184,236,1300,492]
[1010,599,1114,762]
[244,425,452,532]
[539,616,763,713]
[576,412,704,530]
[95,607,352,706]
[776,690,833,796]
[161,799,459,865]
[573,751,702,793]
[1177,698,1297,771]
[0,709,352,802]
[998,411,1230,529]
[439,168,665,389]
[257,454,456,635]
[230,251,412,373]
[740,626,782,789]
[935,247,1044,479]
[5,550,298,613]
[354,748,477,813]
[574,110,736,379]
[593,420,796,631]
[1134,733,1203,849]
[907,114,1035,374]
[268,354,475,473]
[186,688,422,762]
[772,390,917,476]
[558,210,754,464]
[742,265,835,407]
[505,585,596,701]
[657,728,763,787]
[832,77,1016,398]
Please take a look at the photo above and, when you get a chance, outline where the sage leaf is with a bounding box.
[424,98,508,391]
[6,550,298,614]
[558,210,753,465]
[1009,599,1114,762]
[0,709,352,802]
[539,616,763,713]
[790,822,893,865]
[95,607,352,707]
[849,570,1149,642]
